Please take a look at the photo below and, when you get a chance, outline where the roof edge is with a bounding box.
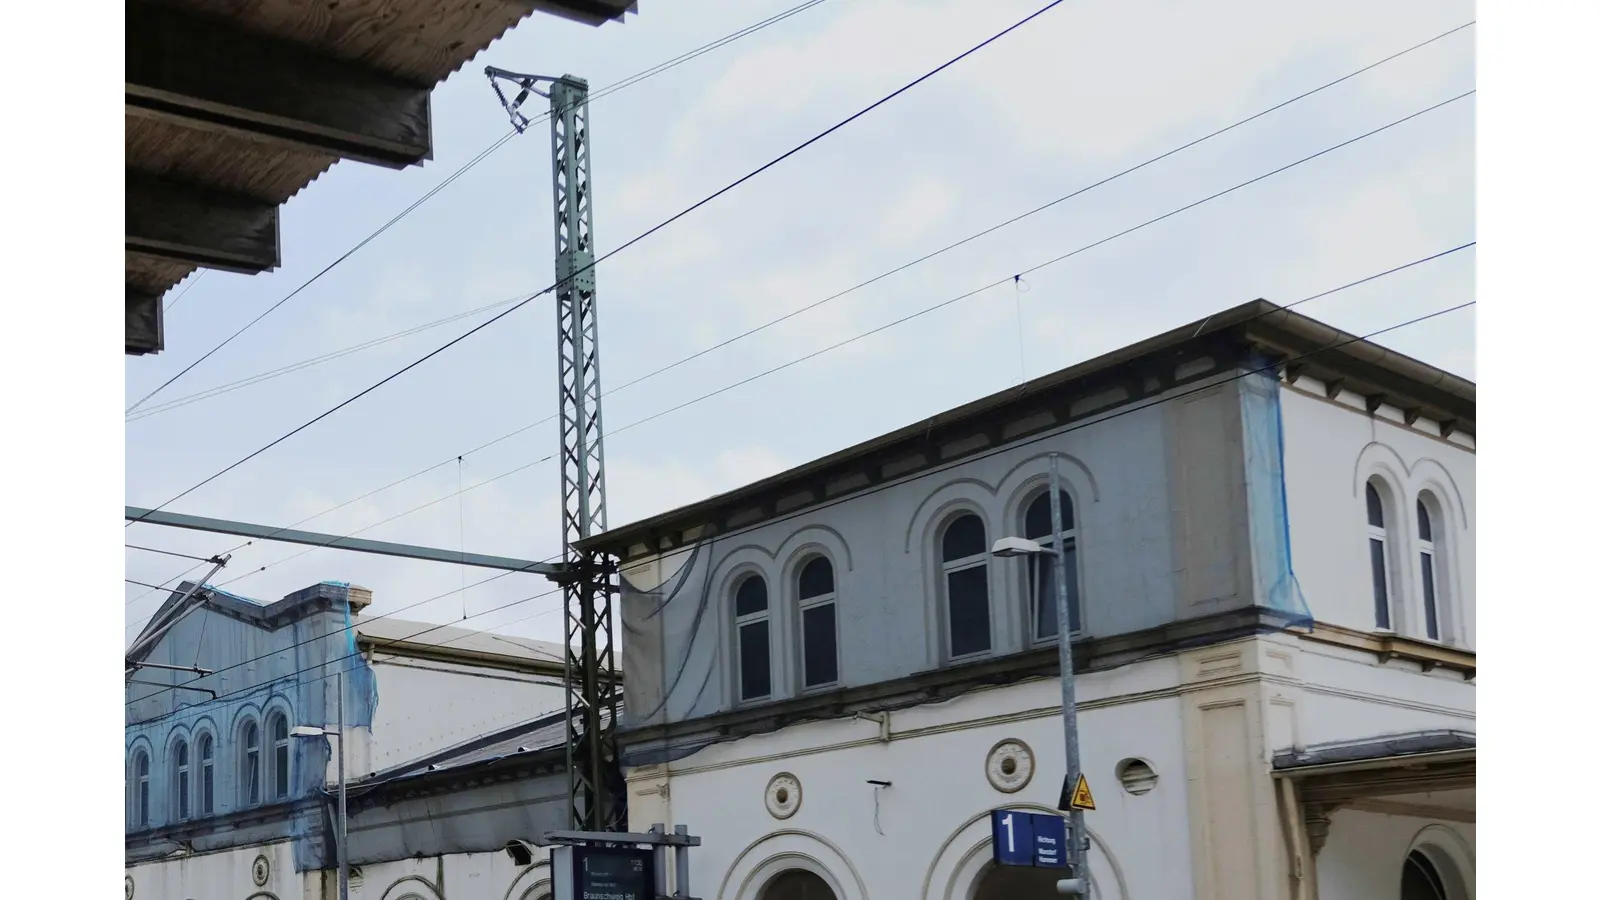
[578,300,1474,555]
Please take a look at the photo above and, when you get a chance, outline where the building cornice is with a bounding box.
[359,636,573,679]
[1296,621,1476,679]
[618,606,1294,759]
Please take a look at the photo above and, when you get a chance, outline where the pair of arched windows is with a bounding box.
[240,712,293,806]
[1365,480,1447,641]
[165,733,216,822]
[935,490,1082,661]
[733,556,840,703]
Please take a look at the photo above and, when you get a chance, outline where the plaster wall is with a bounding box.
[627,660,1194,900]
[1278,384,1475,647]
[365,658,565,771]
[1315,808,1475,900]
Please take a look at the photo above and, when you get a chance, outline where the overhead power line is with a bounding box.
[175,84,1474,589]
[126,293,530,421]
[124,0,1073,530]
[126,545,223,563]
[128,287,1476,712]
[124,15,1473,439]
[122,0,838,415]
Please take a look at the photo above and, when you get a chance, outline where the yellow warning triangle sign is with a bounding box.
[1069,774,1096,811]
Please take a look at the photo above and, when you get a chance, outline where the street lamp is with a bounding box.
[292,669,348,900]
[990,453,1091,898]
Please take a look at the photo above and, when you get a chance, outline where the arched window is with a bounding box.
[269,712,291,800]
[941,513,991,658]
[173,738,190,820]
[1401,850,1449,900]
[197,733,215,816]
[1023,490,1080,639]
[734,574,772,702]
[131,750,151,828]
[797,557,838,690]
[241,719,261,806]
[1417,494,1441,641]
[1366,481,1393,630]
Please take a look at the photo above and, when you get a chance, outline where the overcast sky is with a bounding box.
[123,0,1476,647]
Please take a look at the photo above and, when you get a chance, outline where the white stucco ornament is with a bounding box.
[765,772,802,819]
[252,854,270,887]
[985,739,1035,793]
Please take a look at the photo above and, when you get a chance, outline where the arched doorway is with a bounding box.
[1401,850,1449,900]
[760,869,837,900]
[972,863,1064,899]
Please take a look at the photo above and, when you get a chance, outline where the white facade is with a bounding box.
[624,630,1473,900]
[355,619,567,773]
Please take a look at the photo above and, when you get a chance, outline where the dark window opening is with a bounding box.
[799,557,834,600]
[739,619,771,701]
[802,602,838,688]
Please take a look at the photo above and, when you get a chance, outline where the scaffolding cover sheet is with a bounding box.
[1240,364,1312,628]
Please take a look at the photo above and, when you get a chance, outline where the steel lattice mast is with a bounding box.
[487,67,623,832]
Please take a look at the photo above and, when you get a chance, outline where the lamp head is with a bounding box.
[991,536,1050,558]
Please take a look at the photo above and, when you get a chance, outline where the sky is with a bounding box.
[123,0,1477,648]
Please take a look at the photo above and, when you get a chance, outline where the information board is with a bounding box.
[552,845,657,900]
[990,809,1069,869]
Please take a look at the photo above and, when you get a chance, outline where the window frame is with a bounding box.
[795,555,840,692]
[240,717,262,807]
[938,511,992,661]
[131,748,152,828]
[732,572,774,703]
[1416,493,1443,642]
[1021,488,1083,643]
[172,735,191,821]
[1366,480,1395,631]
[268,711,291,801]
[196,730,216,816]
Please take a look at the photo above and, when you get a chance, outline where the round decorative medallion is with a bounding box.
[985,739,1035,793]
[764,772,802,819]
[125,875,134,900]
[251,855,270,887]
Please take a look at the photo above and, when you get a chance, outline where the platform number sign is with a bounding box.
[552,845,656,900]
[991,809,1068,869]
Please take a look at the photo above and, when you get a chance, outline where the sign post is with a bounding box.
[539,826,701,900]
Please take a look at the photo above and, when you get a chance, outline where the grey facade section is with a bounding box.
[613,363,1295,759]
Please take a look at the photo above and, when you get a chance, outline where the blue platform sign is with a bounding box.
[991,809,1069,869]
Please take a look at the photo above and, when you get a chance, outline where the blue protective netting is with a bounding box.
[125,589,378,872]
[1239,361,1313,628]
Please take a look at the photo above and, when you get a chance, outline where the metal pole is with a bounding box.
[673,824,691,899]
[1048,454,1090,897]
[337,669,349,900]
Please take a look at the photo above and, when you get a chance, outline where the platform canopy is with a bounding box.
[125,0,637,355]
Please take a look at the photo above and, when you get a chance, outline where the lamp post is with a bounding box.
[292,669,347,900]
[991,453,1090,898]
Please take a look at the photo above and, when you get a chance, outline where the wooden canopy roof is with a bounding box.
[125,0,637,355]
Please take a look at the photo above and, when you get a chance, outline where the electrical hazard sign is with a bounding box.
[1059,773,1096,811]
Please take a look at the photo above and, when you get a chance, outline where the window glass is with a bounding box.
[801,603,838,687]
